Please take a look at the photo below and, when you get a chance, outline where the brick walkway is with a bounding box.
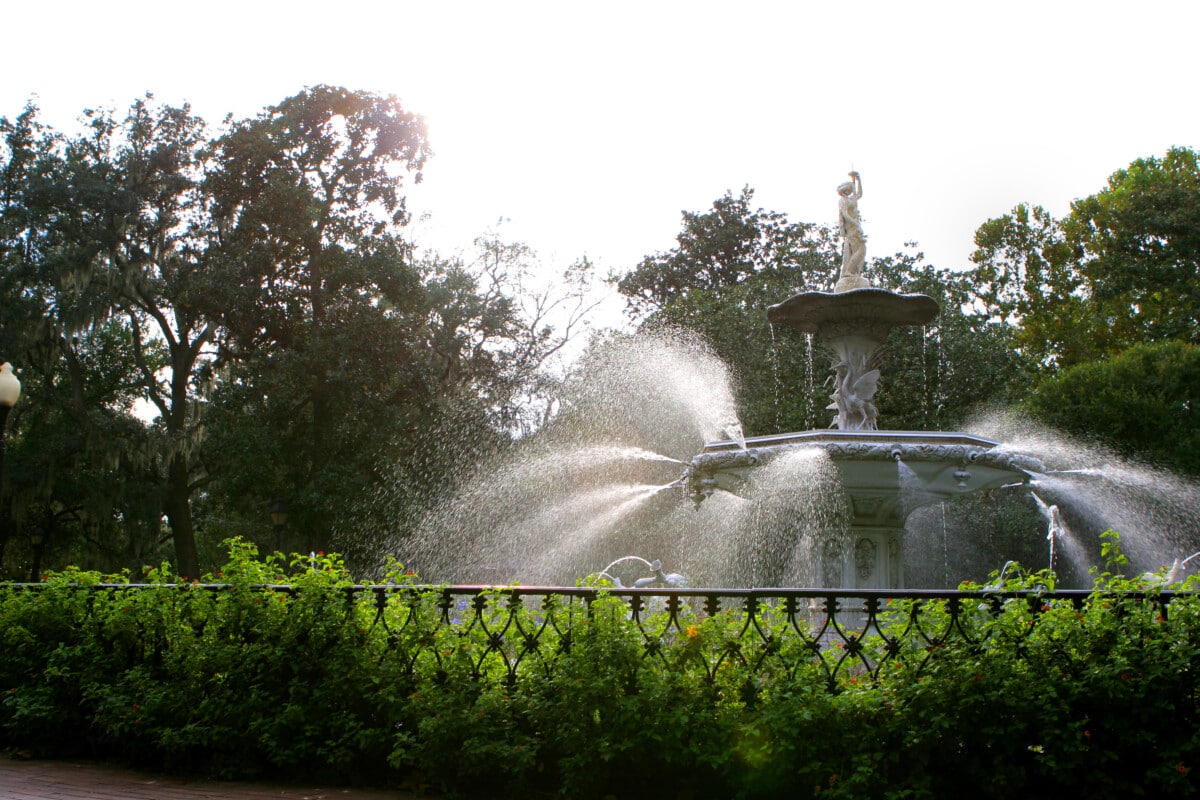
[0,756,426,799]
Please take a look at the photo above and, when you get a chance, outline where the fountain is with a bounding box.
[681,171,1042,589]
[392,170,1200,590]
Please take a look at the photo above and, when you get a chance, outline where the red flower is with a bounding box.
[1177,763,1189,775]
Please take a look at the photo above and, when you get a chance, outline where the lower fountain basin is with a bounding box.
[686,430,1044,528]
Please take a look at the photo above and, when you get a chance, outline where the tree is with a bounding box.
[201,93,599,558]
[0,102,173,577]
[969,203,1087,370]
[616,187,827,316]
[2,89,602,575]
[198,86,432,554]
[865,253,1030,431]
[1024,340,1200,476]
[59,98,218,579]
[1067,146,1200,350]
[970,146,1200,372]
[615,188,835,435]
[421,234,603,436]
[331,234,605,570]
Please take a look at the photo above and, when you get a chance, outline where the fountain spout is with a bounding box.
[596,556,687,589]
[1032,493,1065,572]
[1156,551,1200,585]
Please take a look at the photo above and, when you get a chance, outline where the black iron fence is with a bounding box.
[2,582,1182,692]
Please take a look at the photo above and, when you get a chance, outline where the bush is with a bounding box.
[1026,340,1200,475]
[2,536,1198,798]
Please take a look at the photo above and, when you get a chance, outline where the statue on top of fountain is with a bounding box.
[766,167,939,431]
[835,170,869,293]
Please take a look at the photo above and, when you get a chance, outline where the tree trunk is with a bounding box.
[164,454,199,579]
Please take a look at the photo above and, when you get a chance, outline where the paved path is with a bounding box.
[0,756,426,799]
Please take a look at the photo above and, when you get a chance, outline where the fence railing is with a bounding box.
[2,582,1183,692]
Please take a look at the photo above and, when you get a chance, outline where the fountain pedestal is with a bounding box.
[828,528,903,589]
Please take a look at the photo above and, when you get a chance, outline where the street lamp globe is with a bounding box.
[0,363,19,409]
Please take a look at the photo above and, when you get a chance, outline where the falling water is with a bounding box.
[805,332,816,430]
[376,334,1200,590]
[717,447,847,586]
[973,409,1200,576]
[768,323,781,430]
[1031,491,1090,577]
[897,458,937,513]
[940,502,950,587]
[920,325,929,428]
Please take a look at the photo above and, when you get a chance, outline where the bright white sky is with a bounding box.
[6,0,1199,297]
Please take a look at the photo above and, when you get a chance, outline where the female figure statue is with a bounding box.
[836,171,867,290]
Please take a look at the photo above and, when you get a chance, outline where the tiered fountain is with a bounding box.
[682,171,1042,589]
[397,170,1198,590]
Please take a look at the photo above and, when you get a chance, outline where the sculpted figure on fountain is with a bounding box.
[835,170,869,292]
[828,352,880,431]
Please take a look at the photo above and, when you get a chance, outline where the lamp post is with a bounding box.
[29,526,44,583]
[0,362,21,561]
[269,500,288,553]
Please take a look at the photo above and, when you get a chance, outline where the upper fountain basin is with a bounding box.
[767,288,939,337]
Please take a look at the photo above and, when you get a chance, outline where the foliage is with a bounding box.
[615,186,827,316]
[970,146,1200,372]
[2,537,1199,798]
[0,91,595,578]
[1067,147,1200,351]
[864,253,1030,431]
[1025,340,1200,476]
[969,202,1083,370]
[0,102,176,577]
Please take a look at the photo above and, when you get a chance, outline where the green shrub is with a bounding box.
[2,535,1198,798]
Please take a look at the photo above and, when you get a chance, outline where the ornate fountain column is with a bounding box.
[766,172,936,587]
[825,530,904,590]
[768,289,939,432]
